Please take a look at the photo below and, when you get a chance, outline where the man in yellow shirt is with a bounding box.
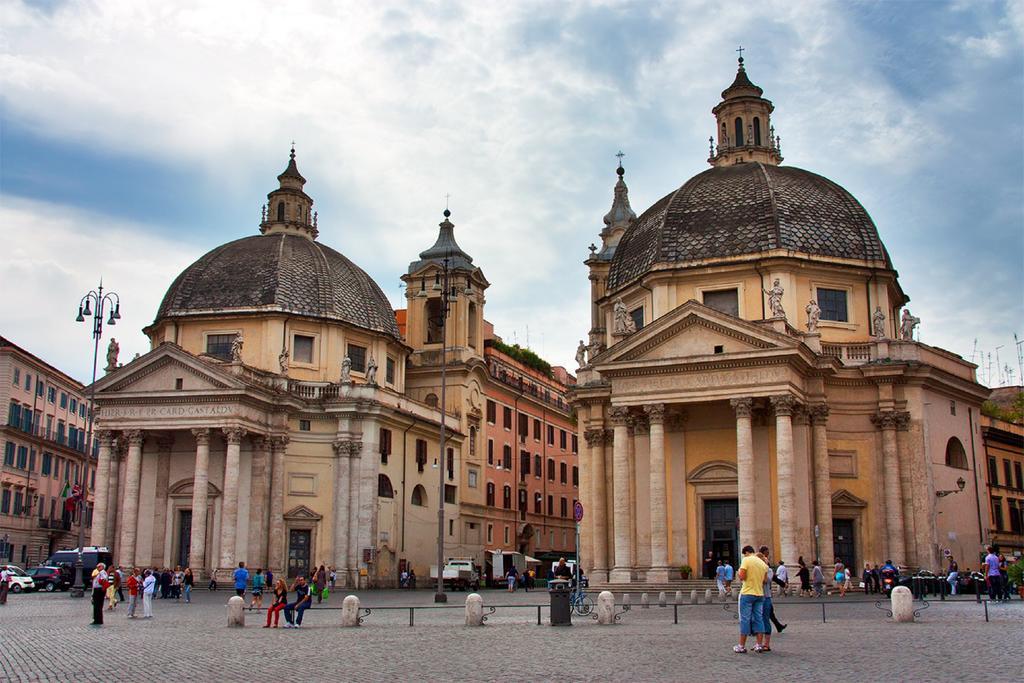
[734,545,769,653]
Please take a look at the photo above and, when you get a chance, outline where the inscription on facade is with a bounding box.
[101,404,235,419]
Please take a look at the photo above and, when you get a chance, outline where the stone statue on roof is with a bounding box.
[279,348,290,374]
[341,356,352,384]
[366,355,378,386]
[900,309,920,341]
[230,333,243,363]
[105,338,119,372]
[613,298,636,335]
[872,306,887,339]
[805,300,821,333]
[575,340,588,369]
[764,278,785,319]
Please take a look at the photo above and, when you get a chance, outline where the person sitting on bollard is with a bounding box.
[283,576,313,628]
[264,579,288,628]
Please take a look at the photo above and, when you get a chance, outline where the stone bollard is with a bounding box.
[704,588,713,604]
[341,595,361,627]
[597,591,616,625]
[465,593,484,626]
[891,586,914,623]
[227,595,245,627]
[641,593,649,608]
[658,591,667,607]
[690,589,698,604]
[674,591,683,605]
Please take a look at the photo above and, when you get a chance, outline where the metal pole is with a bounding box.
[435,258,449,604]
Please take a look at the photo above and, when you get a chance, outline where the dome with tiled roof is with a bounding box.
[155,150,400,339]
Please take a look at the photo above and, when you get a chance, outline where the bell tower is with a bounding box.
[708,51,783,167]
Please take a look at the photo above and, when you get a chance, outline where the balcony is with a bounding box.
[39,518,72,531]
[820,342,872,365]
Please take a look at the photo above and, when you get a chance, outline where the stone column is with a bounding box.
[584,427,608,580]
[105,441,122,552]
[151,434,174,567]
[628,414,645,571]
[809,405,834,564]
[730,398,756,548]
[577,426,593,575]
[118,429,145,567]
[190,429,211,576]
[267,436,289,575]
[771,395,799,566]
[872,411,905,565]
[333,440,353,582]
[347,440,364,587]
[895,412,917,567]
[219,426,246,571]
[645,404,670,582]
[89,430,115,548]
[608,406,632,583]
[248,436,271,569]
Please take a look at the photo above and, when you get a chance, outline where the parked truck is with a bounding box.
[429,558,481,591]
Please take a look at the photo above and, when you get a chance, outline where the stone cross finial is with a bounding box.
[588,243,597,255]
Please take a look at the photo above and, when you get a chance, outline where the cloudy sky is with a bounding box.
[1,0,1022,386]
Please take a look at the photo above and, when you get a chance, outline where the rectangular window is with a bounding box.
[534,454,541,478]
[24,373,31,390]
[42,452,52,475]
[949,400,956,416]
[37,382,44,398]
[299,420,311,431]
[444,484,457,504]
[702,288,739,316]
[1004,460,1013,490]
[503,486,511,509]
[17,446,28,469]
[293,335,315,364]
[560,462,567,484]
[1015,462,1023,490]
[379,428,392,465]
[205,334,235,359]
[988,457,999,486]
[447,447,454,481]
[48,386,56,403]
[1,489,9,514]
[502,406,512,430]
[548,458,555,481]
[520,449,530,481]
[468,468,478,488]
[486,524,493,544]
[571,434,578,454]
[487,439,494,465]
[416,439,427,473]
[991,497,1004,531]
[8,401,21,429]
[28,449,35,473]
[347,344,367,372]
[1009,500,1022,534]
[503,526,510,545]
[38,494,45,518]
[518,413,529,441]
[630,307,644,331]
[486,400,496,424]
[817,288,849,322]
[533,419,541,441]
[69,398,78,414]
[11,367,19,386]
[54,457,61,480]
[386,357,396,385]
[4,442,14,466]
[560,497,568,518]
[547,495,553,516]
[21,406,32,434]
[572,466,579,487]
[486,483,495,507]
[59,392,67,409]
[46,415,52,439]
[502,445,512,470]
[80,404,86,418]
[534,492,542,514]
[13,491,22,516]
[547,425,554,445]
[559,430,567,450]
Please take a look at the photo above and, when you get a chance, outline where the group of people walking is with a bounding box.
[734,545,787,654]
[90,563,172,625]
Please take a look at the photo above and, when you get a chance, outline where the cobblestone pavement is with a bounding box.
[1,588,1020,682]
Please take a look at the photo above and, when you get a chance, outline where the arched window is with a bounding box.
[534,492,542,514]
[425,393,438,408]
[468,303,478,349]
[378,474,394,498]
[944,437,968,469]
[734,117,744,146]
[486,482,495,506]
[753,117,762,146]
[411,484,427,507]
[277,202,285,221]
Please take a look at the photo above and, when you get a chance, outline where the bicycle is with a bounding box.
[570,588,594,616]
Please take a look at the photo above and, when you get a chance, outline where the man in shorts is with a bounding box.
[233,561,249,598]
[734,545,768,653]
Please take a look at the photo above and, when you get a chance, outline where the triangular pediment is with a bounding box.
[596,300,800,365]
[92,343,244,395]
[831,489,868,508]
[284,504,323,521]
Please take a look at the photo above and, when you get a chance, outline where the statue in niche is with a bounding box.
[366,355,378,386]
[872,306,887,339]
[575,340,588,368]
[279,348,290,374]
[105,338,119,372]
[230,333,244,362]
[805,300,821,333]
[900,309,920,341]
[763,279,785,319]
[341,356,352,384]
[613,298,636,335]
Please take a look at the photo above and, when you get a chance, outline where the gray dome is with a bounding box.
[607,162,891,291]
[157,233,400,339]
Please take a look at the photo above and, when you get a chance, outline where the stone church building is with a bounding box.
[572,58,990,584]
[89,151,469,586]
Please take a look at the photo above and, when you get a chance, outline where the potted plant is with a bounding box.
[679,564,692,580]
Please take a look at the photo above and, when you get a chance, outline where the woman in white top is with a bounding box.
[142,569,157,618]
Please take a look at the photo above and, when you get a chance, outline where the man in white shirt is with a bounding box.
[0,567,11,605]
[91,563,109,626]
[775,561,789,596]
[142,569,157,619]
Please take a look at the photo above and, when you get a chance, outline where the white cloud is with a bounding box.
[0,197,197,383]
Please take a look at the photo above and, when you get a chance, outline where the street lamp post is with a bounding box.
[70,281,121,597]
[433,246,454,604]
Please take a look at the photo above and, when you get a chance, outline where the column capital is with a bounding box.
[191,428,211,445]
[222,426,247,445]
[894,411,911,431]
[271,435,290,451]
[332,439,362,458]
[608,405,630,426]
[730,397,754,418]
[583,427,606,447]
[95,429,117,446]
[770,394,798,416]
[125,429,145,447]
[254,435,273,451]
[644,403,666,424]
[809,403,830,426]
[871,410,900,430]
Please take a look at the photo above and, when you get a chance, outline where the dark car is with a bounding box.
[28,565,73,592]
[45,547,113,588]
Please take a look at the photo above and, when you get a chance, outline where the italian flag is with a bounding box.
[60,482,74,514]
